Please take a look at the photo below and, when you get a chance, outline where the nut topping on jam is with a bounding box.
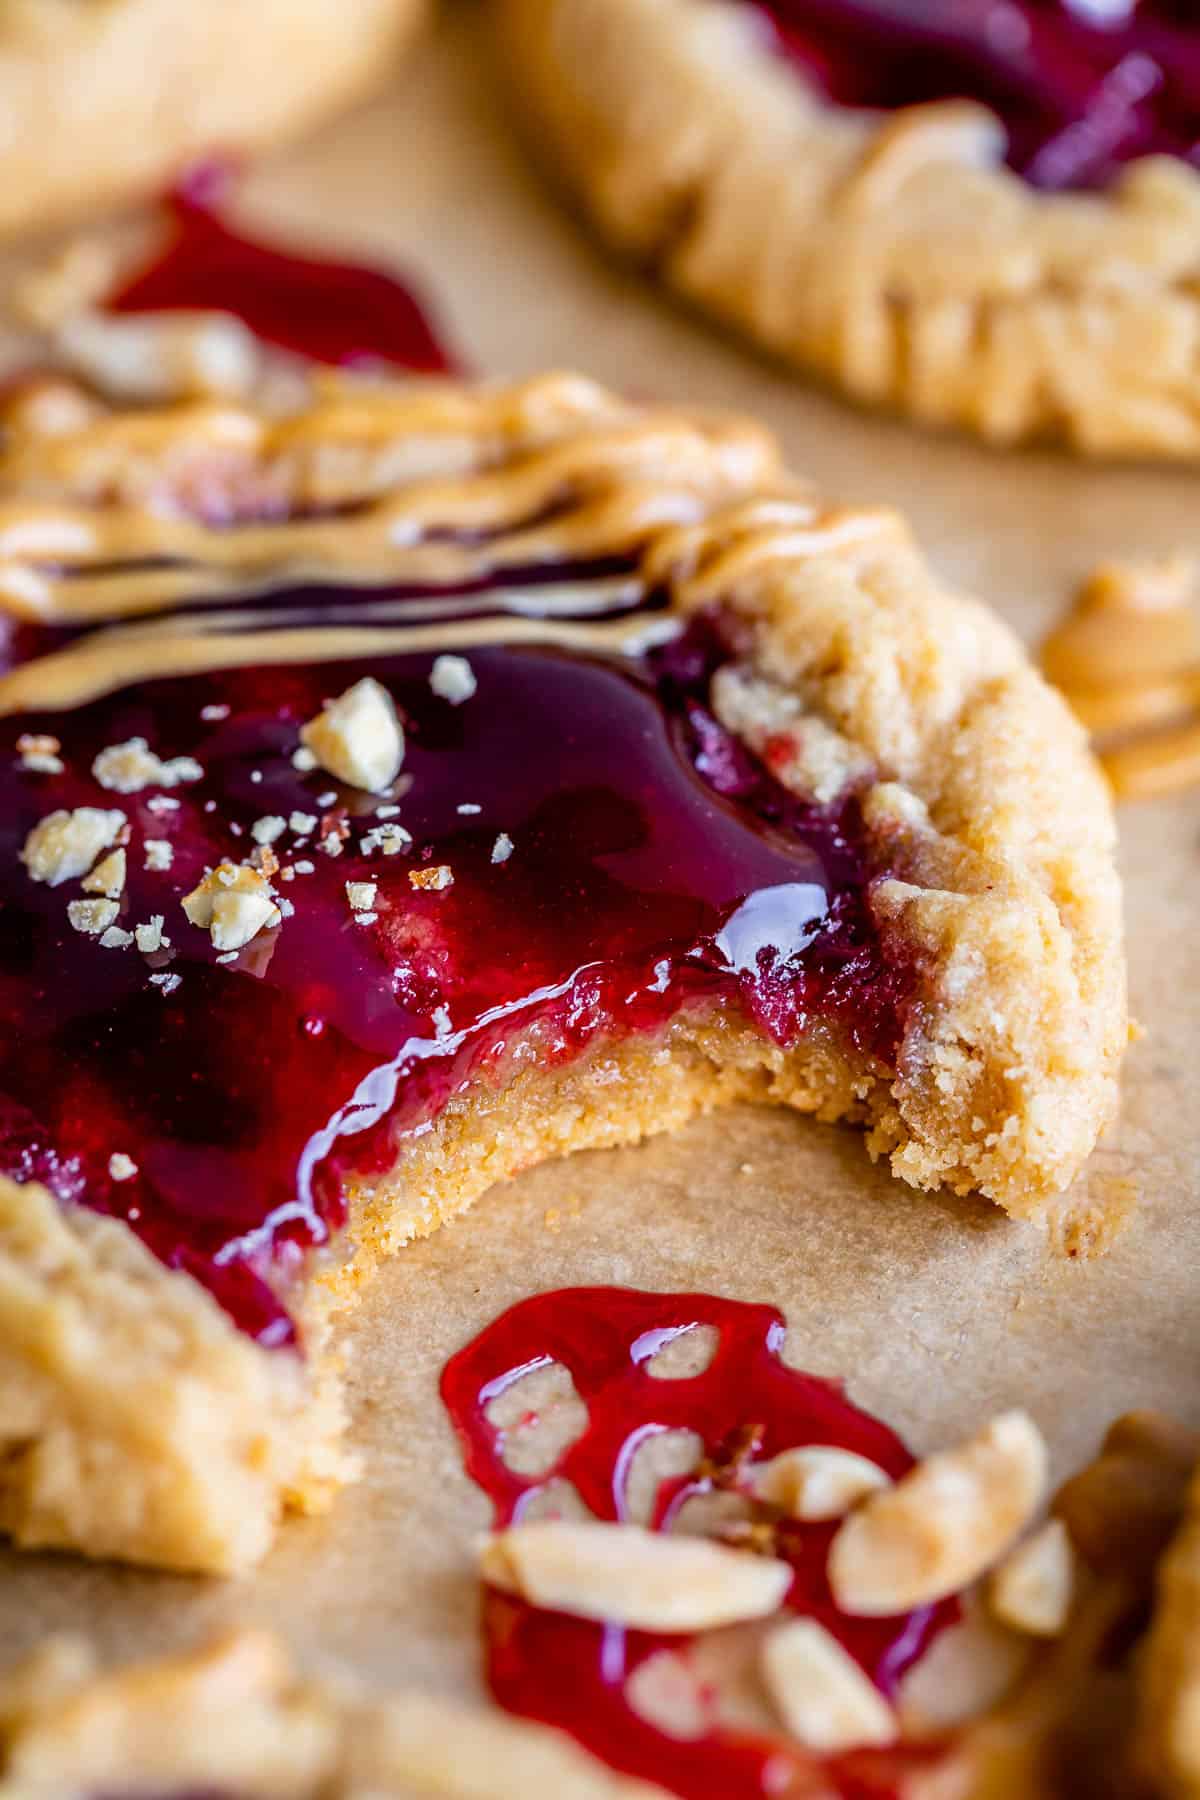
[67,898,119,936]
[430,654,478,705]
[15,732,63,775]
[750,1445,892,1521]
[829,1411,1048,1616]
[479,1520,793,1631]
[760,1617,898,1752]
[20,806,126,886]
[410,864,454,892]
[81,848,126,899]
[92,735,203,794]
[300,676,405,794]
[182,863,282,952]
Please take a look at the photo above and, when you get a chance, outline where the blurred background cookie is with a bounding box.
[0,0,427,240]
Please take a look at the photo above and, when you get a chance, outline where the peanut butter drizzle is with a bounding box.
[0,364,908,722]
[0,612,682,717]
[0,372,779,626]
[1042,559,1200,801]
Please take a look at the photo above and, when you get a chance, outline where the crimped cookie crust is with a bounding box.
[0,362,1126,1572]
[0,0,426,242]
[498,0,1200,458]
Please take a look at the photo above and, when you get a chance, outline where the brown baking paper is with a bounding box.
[1,5,1198,1709]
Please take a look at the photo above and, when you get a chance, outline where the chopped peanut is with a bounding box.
[988,1518,1075,1638]
[300,678,404,794]
[182,864,281,953]
[81,849,126,900]
[829,1412,1047,1616]
[761,1619,896,1752]
[21,808,125,886]
[750,1446,891,1522]
[67,898,119,936]
[479,1521,791,1631]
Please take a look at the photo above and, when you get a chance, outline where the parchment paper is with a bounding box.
[1,4,1197,1705]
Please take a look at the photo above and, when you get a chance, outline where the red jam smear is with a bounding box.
[0,597,911,1347]
[442,1287,953,1799]
[749,0,1200,190]
[111,181,457,373]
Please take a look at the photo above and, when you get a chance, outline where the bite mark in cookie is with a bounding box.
[0,366,1126,1572]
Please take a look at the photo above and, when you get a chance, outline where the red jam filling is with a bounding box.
[749,0,1200,190]
[1,587,912,1346]
[110,182,457,373]
[442,1287,954,1798]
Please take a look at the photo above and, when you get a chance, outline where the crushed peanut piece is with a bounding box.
[21,808,125,886]
[829,1412,1047,1616]
[16,732,64,775]
[57,309,261,403]
[457,802,482,815]
[149,971,182,995]
[988,1518,1074,1638]
[135,916,170,955]
[410,865,453,892]
[751,1447,891,1522]
[362,823,412,857]
[300,677,404,794]
[99,926,134,950]
[492,833,515,865]
[67,898,119,936]
[289,811,318,835]
[291,745,318,773]
[92,736,202,794]
[200,703,231,722]
[479,1520,792,1631]
[761,1620,897,1753]
[251,844,280,880]
[143,839,174,872]
[251,815,287,846]
[108,1153,138,1182]
[81,848,127,900]
[346,881,378,913]
[430,653,478,704]
[182,864,282,953]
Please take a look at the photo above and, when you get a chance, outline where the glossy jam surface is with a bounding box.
[1,602,908,1342]
[751,0,1200,190]
[112,188,456,373]
[442,1287,953,1799]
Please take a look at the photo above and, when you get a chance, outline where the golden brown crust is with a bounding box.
[498,0,1200,459]
[0,364,1127,1572]
[0,1178,349,1575]
[0,0,426,242]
